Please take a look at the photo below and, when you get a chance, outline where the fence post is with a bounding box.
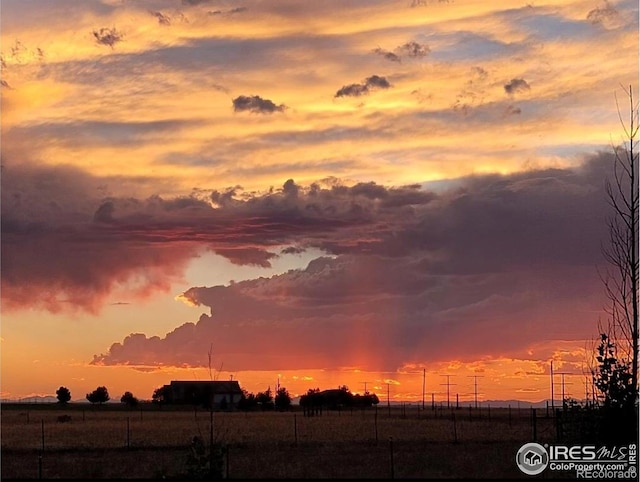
[126,417,130,449]
[452,412,458,444]
[37,418,45,478]
[294,414,298,445]
[531,408,537,442]
[374,406,379,444]
[555,408,562,442]
[389,437,394,479]
[508,404,512,427]
[209,409,214,477]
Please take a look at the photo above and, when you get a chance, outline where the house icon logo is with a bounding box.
[516,442,549,475]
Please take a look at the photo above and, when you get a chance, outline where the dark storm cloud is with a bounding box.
[232,95,286,113]
[2,154,618,369]
[92,27,124,48]
[335,75,391,98]
[1,164,433,312]
[90,155,614,370]
[504,78,530,94]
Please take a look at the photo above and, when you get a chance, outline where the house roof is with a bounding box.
[168,380,243,394]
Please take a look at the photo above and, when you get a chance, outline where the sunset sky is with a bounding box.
[1,0,638,405]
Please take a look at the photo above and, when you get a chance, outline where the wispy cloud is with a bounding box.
[208,7,248,16]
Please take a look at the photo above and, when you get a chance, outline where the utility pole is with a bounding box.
[556,373,573,410]
[550,361,555,412]
[584,377,589,406]
[386,383,391,416]
[361,381,370,394]
[422,369,426,410]
[467,375,483,409]
[440,375,456,409]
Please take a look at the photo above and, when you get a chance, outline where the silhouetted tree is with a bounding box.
[300,388,324,416]
[56,386,71,404]
[152,386,168,404]
[593,334,634,409]
[120,391,139,407]
[275,387,292,410]
[86,386,110,404]
[597,85,639,407]
[353,392,380,408]
[237,389,258,411]
[256,387,274,410]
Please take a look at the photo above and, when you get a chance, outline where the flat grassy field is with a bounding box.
[1,403,570,479]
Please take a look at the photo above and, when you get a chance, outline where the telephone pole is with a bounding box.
[467,375,483,409]
[440,375,456,409]
[550,361,555,412]
[556,372,573,410]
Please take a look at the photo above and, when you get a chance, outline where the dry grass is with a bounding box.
[2,404,565,479]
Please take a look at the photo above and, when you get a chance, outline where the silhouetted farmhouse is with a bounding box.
[159,380,243,409]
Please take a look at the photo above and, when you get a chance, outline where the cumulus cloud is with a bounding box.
[335,75,391,98]
[89,154,614,371]
[92,27,123,48]
[504,78,530,95]
[232,95,286,113]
